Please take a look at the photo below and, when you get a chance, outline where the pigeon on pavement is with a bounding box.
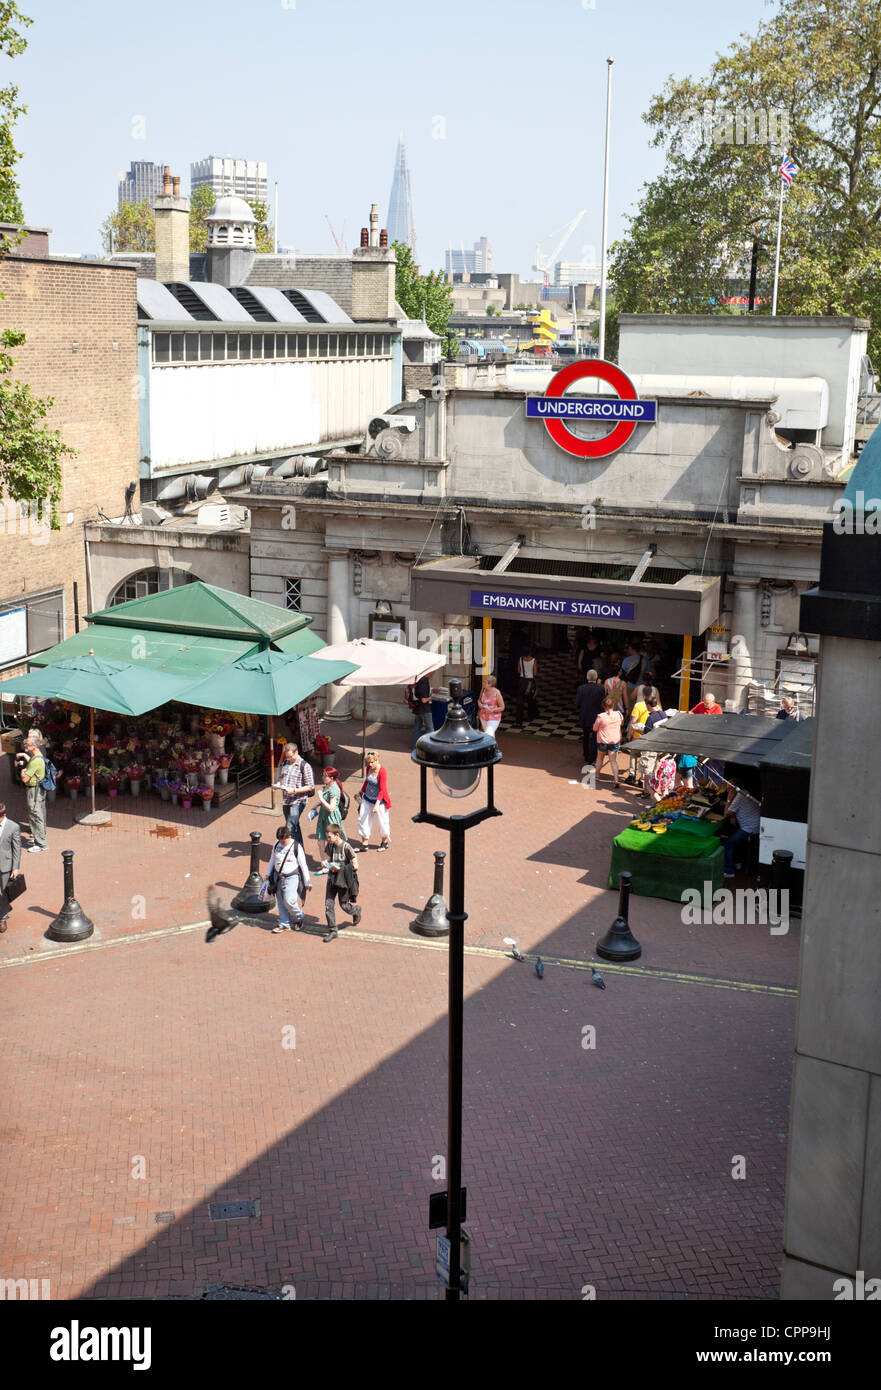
[511,944,525,962]
[591,967,606,989]
[535,957,545,979]
[206,887,241,943]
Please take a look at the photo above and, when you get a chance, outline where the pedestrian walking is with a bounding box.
[314,766,347,872]
[515,648,539,727]
[356,750,391,851]
[620,641,647,715]
[322,824,361,942]
[262,825,312,934]
[407,675,434,748]
[0,803,22,933]
[592,696,624,787]
[272,741,315,851]
[477,675,505,739]
[575,669,605,765]
[18,734,48,852]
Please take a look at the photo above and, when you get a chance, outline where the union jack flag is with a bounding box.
[780,157,796,186]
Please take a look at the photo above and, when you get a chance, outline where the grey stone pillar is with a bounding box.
[730,577,759,710]
[325,549,351,717]
[780,524,881,1299]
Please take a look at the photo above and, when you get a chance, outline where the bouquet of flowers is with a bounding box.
[125,763,146,782]
[103,768,122,792]
[65,774,82,793]
[181,752,202,775]
[218,752,233,769]
[314,733,332,755]
[167,777,184,797]
[199,756,220,776]
[197,784,215,804]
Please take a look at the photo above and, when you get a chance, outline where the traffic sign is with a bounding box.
[526,359,656,459]
[435,1234,451,1286]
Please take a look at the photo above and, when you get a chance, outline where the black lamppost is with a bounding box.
[412,677,502,1301]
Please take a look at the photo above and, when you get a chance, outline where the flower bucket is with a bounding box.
[170,793,179,806]
[208,733,226,756]
[201,797,213,810]
[130,780,141,797]
[321,753,335,768]
[181,796,192,809]
[47,788,56,804]
[108,788,118,798]
[69,789,78,803]
[217,768,229,785]
[159,787,170,802]
[185,772,199,790]
[201,772,216,791]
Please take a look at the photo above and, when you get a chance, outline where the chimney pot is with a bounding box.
[163,165,172,195]
[360,227,369,247]
[172,175,180,197]
[369,203,379,247]
[379,228,388,248]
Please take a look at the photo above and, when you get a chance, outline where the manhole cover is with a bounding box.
[201,1284,281,1300]
[154,1211,175,1224]
[209,1200,260,1221]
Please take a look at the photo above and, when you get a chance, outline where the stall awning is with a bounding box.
[29,626,258,681]
[85,582,315,644]
[624,713,814,769]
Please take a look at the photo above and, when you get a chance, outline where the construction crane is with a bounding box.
[325,216,346,251]
[533,210,587,288]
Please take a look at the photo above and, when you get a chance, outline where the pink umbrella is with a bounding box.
[311,638,446,771]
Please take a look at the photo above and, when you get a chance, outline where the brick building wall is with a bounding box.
[0,253,139,676]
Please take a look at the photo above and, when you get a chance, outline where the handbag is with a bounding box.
[5,873,25,903]
[266,844,294,897]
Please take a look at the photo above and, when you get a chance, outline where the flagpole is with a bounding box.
[598,57,613,360]
[771,168,785,316]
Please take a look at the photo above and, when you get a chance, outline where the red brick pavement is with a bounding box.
[0,722,798,1299]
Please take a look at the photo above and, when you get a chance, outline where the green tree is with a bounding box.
[0,1,29,222]
[610,0,881,362]
[188,182,216,252]
[1,331,76,527]
[1,4,75,527]
[101,197,154,254]
[250,199,274,254]
[392,239,456,351]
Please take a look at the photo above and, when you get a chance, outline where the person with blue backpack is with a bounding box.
[18,733,53,853]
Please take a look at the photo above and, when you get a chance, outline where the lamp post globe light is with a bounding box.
[412,677,502,1300]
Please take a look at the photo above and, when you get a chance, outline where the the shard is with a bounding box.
[386,136,416,252]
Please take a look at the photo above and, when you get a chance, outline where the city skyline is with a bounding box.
[13,0,773,272]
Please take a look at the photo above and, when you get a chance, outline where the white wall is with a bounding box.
[149,359,394,470]
[619,316,867,462]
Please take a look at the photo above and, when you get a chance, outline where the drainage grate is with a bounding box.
[209,1199,260,1221]
[154,1211,175,1224]
[201,1283,281,1300]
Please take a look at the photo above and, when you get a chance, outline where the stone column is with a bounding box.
[730,577,759,710]
[780,524,881,1298]
[325,549,351,717]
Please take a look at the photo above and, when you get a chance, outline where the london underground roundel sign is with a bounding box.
[525,360,657,460]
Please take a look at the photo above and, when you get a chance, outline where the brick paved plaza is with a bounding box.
[1,724,798,1300]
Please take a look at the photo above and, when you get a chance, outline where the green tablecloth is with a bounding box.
[607,817,724,902]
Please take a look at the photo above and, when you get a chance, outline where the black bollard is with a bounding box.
[597,870,642,961]
[770,848,793,895]
[46,849,95,943]
[410,850,450,937]
[232,830,270,915]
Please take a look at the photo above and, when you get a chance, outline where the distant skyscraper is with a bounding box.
[191,157,268,205]
[386,137,416,251]
[118,161,166,207]
[445,237,493,275]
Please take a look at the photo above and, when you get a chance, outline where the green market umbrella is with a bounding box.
[177,650,359,810]
[0,653,196,821]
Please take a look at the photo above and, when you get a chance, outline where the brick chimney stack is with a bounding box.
[154,169,190,283]
[351,202,396,321]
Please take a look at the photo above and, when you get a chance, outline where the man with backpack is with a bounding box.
[407,675,434,749]
[18,734,50,853]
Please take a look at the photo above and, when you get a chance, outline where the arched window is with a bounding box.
[109,568,198,606]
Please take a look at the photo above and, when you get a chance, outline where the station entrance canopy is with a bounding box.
[410,557,721,636]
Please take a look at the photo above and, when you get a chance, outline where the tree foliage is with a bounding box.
[1,330,76,526]
[611,0,881,362]
[0,1,30,221]
[392,240,456,353]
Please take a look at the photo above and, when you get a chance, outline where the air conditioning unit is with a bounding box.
[197,504,231,527]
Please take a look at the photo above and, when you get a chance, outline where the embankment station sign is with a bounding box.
[469,590,636,621]
[526,360,656,459]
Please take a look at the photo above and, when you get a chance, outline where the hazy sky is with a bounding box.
[11,0,772,273]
